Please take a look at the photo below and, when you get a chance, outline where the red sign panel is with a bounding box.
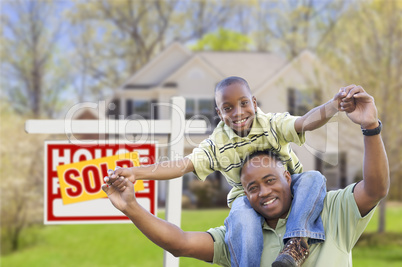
[45,141,157,224]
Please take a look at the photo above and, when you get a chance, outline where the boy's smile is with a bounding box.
[215,82,257,137]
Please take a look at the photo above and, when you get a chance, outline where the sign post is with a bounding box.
[25,97,207,267]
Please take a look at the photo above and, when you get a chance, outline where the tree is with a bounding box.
[67,0,177,98]
[319,0,402,232]
[0,103,47,254]
[191,28,252,51]
[253,0,348,57]
[66,0,239,99]
[1,0,71,118]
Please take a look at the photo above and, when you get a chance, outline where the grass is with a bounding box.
[1,202,402,267]
[1,209,229,267]
[352,201,402,267]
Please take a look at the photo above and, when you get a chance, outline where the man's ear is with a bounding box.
[252,96,258,112]
[244,190,249,199]
[284,170,292,186]
[240,173,248,198]
[241,179,249,198]
[216,107,223,121]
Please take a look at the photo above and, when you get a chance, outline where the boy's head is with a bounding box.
[215,76,257,137]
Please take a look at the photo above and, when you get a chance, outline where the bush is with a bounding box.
[0,106,46,254]
[356,232,402,247]
[188,179,223,208]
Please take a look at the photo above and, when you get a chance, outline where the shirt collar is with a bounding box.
[262,208,291,231]
[249,107,266,135]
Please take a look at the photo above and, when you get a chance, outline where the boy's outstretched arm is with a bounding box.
[294,84,357,133]
[102,177,214,261]
[105,157,195,184]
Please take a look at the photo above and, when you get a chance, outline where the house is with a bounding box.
[106,43,364,205]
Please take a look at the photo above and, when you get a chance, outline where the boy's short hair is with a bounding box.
[240,150,284,177]
[215,76,251,93]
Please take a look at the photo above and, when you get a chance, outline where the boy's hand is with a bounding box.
[334,85,357,113]
[104,166,136,185]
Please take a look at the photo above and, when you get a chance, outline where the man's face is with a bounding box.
[241,155,292,228]
[215,83,257,137]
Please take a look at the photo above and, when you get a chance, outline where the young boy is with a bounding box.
[105,76,355,267]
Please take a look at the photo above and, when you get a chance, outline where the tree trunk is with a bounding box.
[377,198,386,233]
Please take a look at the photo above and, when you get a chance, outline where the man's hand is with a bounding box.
[345,86,388,216]
[342,86,378,128]
[104,166,136,185]
[334,85,357,113]
[102,176,136,214]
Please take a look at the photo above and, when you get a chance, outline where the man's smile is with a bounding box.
[262,197,277,206]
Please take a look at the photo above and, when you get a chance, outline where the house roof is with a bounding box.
[196,51,287,91]
[253,50,321,97]
[161,54,225,85]
[120,42,288,91]
[121,42,192,88]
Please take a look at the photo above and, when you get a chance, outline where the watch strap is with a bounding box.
[361,120,382,136]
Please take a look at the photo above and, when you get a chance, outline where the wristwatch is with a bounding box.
[361,120,382,136]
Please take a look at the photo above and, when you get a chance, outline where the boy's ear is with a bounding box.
[215,107,223,121]
[252,96,258,112]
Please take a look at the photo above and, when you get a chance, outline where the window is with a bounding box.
[134,100,150,118]
[315,152,347,190]
[185,99,219,129]
[126,99,158,119]
[199,99,216,124]
[288,88,321,116]
[106,99,121,119]
[186,99,196,120]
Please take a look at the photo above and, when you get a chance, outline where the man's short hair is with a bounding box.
[240,150,284,177]
[215,76,251,93]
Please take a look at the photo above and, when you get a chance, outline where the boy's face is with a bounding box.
[215,83,257,137]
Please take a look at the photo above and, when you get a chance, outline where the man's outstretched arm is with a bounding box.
[102,178,214,261]
[344,86,390,216]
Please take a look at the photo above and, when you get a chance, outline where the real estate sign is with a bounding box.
[44,141,157,224]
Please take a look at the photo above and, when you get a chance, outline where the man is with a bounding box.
[103,86,389,267]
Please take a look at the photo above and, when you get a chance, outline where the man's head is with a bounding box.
[215,76,257,137]
[240,150,293,228]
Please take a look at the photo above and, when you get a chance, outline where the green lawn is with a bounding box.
[1,203,402,267]
[1,209,229,267]
[353,202,402,267]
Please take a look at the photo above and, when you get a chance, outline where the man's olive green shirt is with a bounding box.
[208,183,376,266]
[189,108,305,207]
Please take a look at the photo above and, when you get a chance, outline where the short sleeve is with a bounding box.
[188,139,218,181]
[323,184,377,252]
[206,226,231,267]
[271,113,305,146]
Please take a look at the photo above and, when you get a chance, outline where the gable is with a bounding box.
[251,50,339,114]
[254,50,327,97]
[161,55,224,96]
[122,42,192,88]
[198,52,287,91]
